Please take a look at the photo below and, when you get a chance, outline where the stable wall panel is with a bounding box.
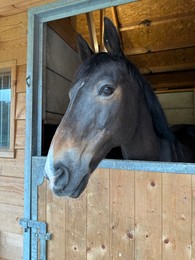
[0,231,23,260]
[0,12,27,41]
[15,119,25,150]
[0,150,24,178]
[15,93,26,120]
[0,176,24,206]
[38,168,194,259]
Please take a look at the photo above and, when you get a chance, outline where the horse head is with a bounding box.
[44,18,139,198]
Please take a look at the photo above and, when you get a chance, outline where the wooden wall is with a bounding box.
[0,12,27,259]
[44,25,80,124]
[38,168,195,260]
[157,90,195,125]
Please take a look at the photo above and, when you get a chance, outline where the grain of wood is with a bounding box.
[0,150,24,178]
[162,174,192,260]
[46,188,66,260]
[110,169,135,259]
[15,93,26,119]
[192,175,195,260]
[65,192,87,259]
[87,168,110,260]
[135,171,162,260]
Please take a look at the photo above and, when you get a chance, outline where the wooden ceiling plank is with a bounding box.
[120,11,195,32]
[86,12,99,53]
[125,41,195,56]
[140,63,195,74]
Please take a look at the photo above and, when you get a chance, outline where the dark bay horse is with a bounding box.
[44,18,195,198]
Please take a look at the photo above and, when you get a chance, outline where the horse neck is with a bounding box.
[121,91,177,161]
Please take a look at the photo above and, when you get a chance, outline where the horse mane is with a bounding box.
[126,59,175,142]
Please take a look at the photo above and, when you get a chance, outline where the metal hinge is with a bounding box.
[19,218,52,241]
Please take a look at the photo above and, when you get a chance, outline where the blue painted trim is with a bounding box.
[33,156,195,175]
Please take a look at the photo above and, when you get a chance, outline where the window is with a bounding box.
[0,61,16,158]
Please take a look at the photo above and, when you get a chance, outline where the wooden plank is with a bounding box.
[65,192,87,259]
[0,0,56,16]
[86,12,99,53]
[0,13,27,42]
[17,65,26,93]
[15,120,25,149]
[162,174,192,260]
[134,171,162,259]
[129,48,195,73]
[192,175,195,260]
[87,168,110,259]
[46,69,71,117]
[0,176,24,206]
[0,231,23,260]
[110,169,135,259]
[163,108,194,125]
[15,93,26,120]
[0,39,27,66]
[0,203,23,234]
[157,92,194,109]
[46,188,66,260]
[0,150,24,178]
[46,26,81,82]
[48,18,78,52]
[117,1,195,26]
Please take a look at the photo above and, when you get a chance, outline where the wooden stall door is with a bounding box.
[37,166,195,260]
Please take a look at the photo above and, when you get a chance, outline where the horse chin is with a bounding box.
[52,172,90,198]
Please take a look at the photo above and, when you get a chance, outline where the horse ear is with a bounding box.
[104,17,123,56]
[77,34,94,62]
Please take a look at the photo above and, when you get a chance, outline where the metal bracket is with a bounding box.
[19,218,52,241]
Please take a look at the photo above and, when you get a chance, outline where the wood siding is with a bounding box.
[157,91,195,125]
[0,11,28,259]
[38,168,195,260]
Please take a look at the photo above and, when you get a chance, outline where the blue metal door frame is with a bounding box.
[21,0,195,259]
[22,0,137,259]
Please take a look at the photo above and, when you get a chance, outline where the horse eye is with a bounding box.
[99,85,115,96]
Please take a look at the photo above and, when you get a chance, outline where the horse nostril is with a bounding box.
[53,166,70,191]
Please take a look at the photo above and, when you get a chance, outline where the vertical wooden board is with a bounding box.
[162,174,192,260]
[192,175,195,260]
[134,171,162,260]
[86,168,110,260]
[38,180,47,223]
[15,93,26,119]
[15,119,25,149]
[17,65,26,93]
[0,231,23,260]
[0,176,24,206]
[110,169,135,259]
[46,188,66,260]
[65,192,87,259]
[0,150,24,177]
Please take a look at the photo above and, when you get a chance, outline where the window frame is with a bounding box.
[0,60,16,158]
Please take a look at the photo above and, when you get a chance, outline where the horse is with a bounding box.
[44,17,195,198]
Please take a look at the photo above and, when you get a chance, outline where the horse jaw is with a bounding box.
[44,130,112,198]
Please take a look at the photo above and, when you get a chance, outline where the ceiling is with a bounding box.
[75,0,195,92]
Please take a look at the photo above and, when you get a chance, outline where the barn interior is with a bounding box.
[42,0,195,155]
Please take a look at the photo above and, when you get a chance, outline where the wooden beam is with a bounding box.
[120,11,195,32]
[125,41,195,56]
[86,12,99,53]
[140,63,195,74]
